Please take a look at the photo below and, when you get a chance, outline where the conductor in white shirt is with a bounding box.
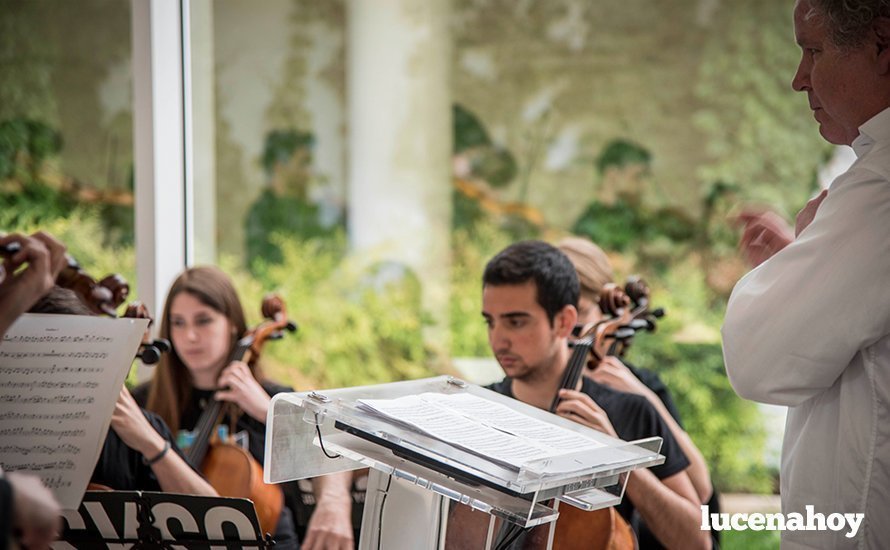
[722,1,890,548]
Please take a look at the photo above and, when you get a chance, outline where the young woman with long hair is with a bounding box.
[133,266,354,550]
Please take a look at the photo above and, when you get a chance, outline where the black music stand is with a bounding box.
[60,491,273,548]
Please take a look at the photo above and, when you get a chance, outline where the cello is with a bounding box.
[544,279,663,549]
[446,317,637,550]
[578,278,663,368]
[182,293,297,535]
[544,318,636,550]
[0,242,170,363]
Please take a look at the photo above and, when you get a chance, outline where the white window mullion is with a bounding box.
[132,0,190,360]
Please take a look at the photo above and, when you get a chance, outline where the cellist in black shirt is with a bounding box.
[481,241,711,549]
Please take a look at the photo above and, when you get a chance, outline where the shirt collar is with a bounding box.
[852,106,890,157]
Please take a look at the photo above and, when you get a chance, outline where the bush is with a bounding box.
[626,261,772,494]
[449,222,514,357]
[228,232,435,390]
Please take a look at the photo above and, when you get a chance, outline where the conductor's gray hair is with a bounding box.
[807,0,890,48]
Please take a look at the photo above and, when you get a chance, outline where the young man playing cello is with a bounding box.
[482,240,710,549]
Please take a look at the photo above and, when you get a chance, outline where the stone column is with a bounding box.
[346,0,453,357]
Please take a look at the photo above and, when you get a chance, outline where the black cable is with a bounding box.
[314,416,341,459]
[494,523,528,550]
[376,475,393,549]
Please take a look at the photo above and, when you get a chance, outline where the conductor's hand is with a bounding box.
[7,471,62,550]
[302,495,355,550]
[110,386,166,458]
[215,361,271,423]
[555,389,618,438]
[795,189,828,237]
[734,210,793,267]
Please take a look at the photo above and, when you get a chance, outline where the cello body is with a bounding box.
[552,505,635,550]
[445,502,635,550]
[201,439,283,535]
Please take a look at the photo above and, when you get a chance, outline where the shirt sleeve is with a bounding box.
[722,168,890,406]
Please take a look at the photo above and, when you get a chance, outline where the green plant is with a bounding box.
[230,233,435,389]
[449,222,515,358]
[0,117,62,180]
[595,139,651,176]
[627,261,772,494]
[721,528,780,550]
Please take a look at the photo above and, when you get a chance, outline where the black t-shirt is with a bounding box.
[623,361,684,428]
[0,477,12,550]
[486,377,690,529]
[90,409,190,491]
[132,380,292,466]
[132,380,299,549]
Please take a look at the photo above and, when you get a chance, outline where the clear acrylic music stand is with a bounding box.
[265,376,663,549]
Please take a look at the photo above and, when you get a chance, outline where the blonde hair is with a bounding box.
[556,237,613,303]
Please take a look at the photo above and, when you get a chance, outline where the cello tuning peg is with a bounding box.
[138,345,162,365]
[0,242,21,255]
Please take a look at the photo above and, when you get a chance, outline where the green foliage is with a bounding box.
[627,261,772,493]
[245,190,338,268]
[595,139,651,175]
[229,233,435,389]
[453,103,492,153]
[470,145,518,189]
[0,117,62,180]
[2,207,137,294]
[261,129,314,177]
[572,198,697,257]
[452,189,488,231]
[693,2,832,217]
[722,528,780,550]
[449,223,514,358]
[0,181,76,229]
[636,339,773,493]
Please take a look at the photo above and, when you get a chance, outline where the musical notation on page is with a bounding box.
[0,313,147,509]
[357,392,604,472]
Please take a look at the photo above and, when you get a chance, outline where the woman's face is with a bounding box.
[169,292,233,380]
[577,295,605,327]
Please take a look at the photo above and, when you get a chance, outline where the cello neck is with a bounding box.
[549,335,593,413]
[184,335,254,468]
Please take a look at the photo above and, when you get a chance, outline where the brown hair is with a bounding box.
[28,286,94,316]
[556,237,614,304]
[145,266,260,431]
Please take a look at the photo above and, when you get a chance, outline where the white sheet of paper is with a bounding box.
[0,313,148,510]
[358,392,604,470]
[420,392,604,452]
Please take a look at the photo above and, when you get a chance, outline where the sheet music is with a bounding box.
[0,313,148,510]
[357,392,604,470]
[420,392,605,452]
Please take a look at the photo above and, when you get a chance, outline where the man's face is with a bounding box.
[482,282,572,382]
[791,0,883,145]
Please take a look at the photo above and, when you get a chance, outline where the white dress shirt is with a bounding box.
[723,107,890,549]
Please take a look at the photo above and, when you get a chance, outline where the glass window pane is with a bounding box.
[1,0,136,296]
